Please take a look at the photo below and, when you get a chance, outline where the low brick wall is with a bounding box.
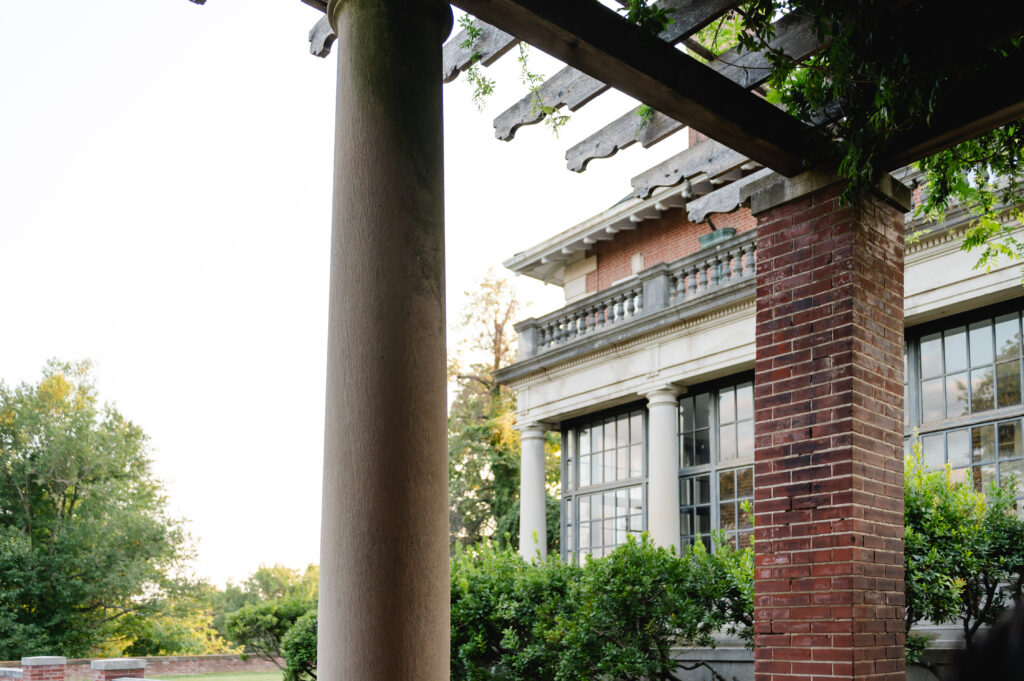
[0,657,280,680]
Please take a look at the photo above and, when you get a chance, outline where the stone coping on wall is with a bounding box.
[19,659,66,667]
[89,661,145,671]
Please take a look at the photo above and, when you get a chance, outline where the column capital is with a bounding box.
[644,385,682,407]
[515,421,549,439]
[328,0,453,42]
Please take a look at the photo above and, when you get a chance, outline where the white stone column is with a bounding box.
[319,2,452,681]
[646,387,681,551]
[518,422,548,561]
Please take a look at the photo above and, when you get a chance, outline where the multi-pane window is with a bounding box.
[908,302,1024,506]
[678,378,755,550]
[562,406,646,564]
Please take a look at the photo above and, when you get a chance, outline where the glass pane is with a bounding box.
[971,366,995,412]
[630,444,643,477]
[921,378,945,422]
[997,360,1022,408]
[617,489,628,512]
[720,423,737,461]
[630,486,642,511]
[603,492,616,518]
[592,425,603,454]
[922,433,945,469]
[680,478,692,505]
[948,429,971,468]
[973,424,996,463]
[630,412,643,445]
[995,314,1021,361]
[719,470,736,501]
[579,522,590,548]
[738,503,753,529]
[695,475,711,504]
[617,415,630,447]
[682,434,694,468]
[680,511,692,535]
[944,327,968,373]
[920,333,943,377]
[719,387,736,423]
[737,467,754,497]
[579,428,591,455]
[950,467,970,485]
[737,420,754,459]
[617,449,628,479]
[616,518,626,545]
[696,506,711,533]
[590,494,601,521]
[629,513,643,532]
[737,530,753,549]
[591,521,602,547]
[946,372,969,418]
[694,392,710,429]
[605,452,616,482]
[1000,458,1023,486]
[1000,421,1023,459]
[720,502,737,531]
[680,397,694,432]
[736,383,754,421]
[970,320,994,367]
[694,429,711,466]
[604,419,616,451]
[591,452,603,485]
[974,464,997,493]
[568,456,576,490]
[579,498,590,521]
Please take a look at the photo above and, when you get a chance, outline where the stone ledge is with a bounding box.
[89,661,145,671]
[20,659,66,668]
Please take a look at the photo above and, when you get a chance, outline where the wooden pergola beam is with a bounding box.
[451,0,819,176]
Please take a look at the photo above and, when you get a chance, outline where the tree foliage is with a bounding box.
[904,447,1024,661]
[281,609,318,681]
[0,360,191,658]
[224,597,316,669]
[448,272,560,553]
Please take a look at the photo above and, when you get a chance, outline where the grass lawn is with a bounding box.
[156,672,282,681]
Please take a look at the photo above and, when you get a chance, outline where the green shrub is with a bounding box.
[904,448,1024,660]
[282,609,317,681]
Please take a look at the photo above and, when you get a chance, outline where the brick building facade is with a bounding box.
[497,165,1024,679]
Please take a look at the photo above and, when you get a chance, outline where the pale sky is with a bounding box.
[0,0,688,586]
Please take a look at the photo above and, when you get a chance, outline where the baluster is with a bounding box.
[634,287,642,315]
[741,243,754,277]
[710,254,722,288]
[721,249,736,284]
[622,293,633,318]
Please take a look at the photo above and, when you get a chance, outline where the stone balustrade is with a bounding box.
[515,229,757,360]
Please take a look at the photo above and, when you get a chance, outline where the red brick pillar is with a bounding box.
[90,660,145,681]
[751,178,906,680]
[21,658,65,681]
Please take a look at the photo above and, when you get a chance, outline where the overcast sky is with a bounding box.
[0,0,689,586]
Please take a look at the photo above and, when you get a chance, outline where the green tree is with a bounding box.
[210,563,319,640]
[448,272,560,553]
[224,597,315,669]
[0,360,191,658]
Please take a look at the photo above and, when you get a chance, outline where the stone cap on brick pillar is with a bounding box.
[739,166,913,215]
[89,661,145,671]
[20,659,66,667]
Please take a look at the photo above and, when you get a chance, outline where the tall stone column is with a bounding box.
[646,387,681,550]
[750,175,908,681]
[319,2,452,681]
[518,422,548,561]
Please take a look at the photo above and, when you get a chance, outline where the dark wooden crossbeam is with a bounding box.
[451,0,819,175]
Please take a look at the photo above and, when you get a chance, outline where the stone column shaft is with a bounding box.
[646,388,681,550]
[518,423,548,561]
[319,2,452,681]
